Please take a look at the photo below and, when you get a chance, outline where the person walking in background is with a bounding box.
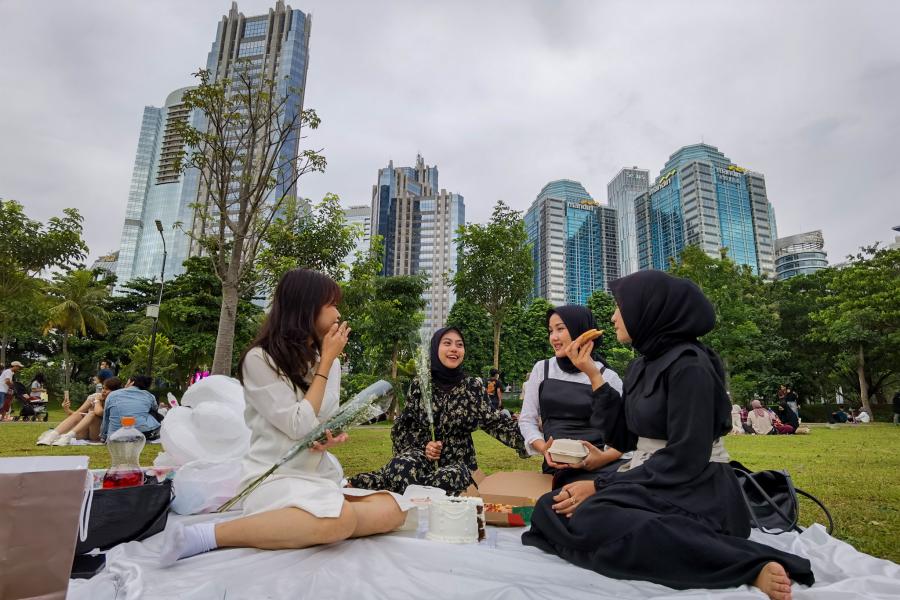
[893,392,900,425]
[784,386,799,417]
[0,360,24,421]
[485,368,504,411]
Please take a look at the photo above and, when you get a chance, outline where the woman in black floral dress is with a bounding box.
[349,327,529,495]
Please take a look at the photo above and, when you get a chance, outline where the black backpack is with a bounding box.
[731,460,833,535]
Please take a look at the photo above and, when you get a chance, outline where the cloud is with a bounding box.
[1,0,898,266]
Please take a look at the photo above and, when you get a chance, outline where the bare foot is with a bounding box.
[753,562,792,600]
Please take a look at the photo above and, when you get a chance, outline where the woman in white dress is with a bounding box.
[161,269,406,564]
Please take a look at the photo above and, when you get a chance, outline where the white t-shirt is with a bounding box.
[0,369,14,394]
[857,410,871,423]
[518,357,624,456]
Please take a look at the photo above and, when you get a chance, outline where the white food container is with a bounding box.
[549,439,588,464]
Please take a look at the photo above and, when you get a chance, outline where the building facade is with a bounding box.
[775,230,828,280]
[525,180,619,305]
[607,167,649,276]
[113,87,200,291]
[189,1,312,256]
[370,155,464,334]
[634,143,777,277]
[342,204,372,267]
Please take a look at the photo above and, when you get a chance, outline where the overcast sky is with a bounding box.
[1,0,898,265]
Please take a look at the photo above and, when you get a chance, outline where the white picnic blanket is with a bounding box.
[69,514,900,599]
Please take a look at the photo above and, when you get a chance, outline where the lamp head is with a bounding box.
[155,220,164,233]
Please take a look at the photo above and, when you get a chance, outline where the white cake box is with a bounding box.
[548,439,588,464]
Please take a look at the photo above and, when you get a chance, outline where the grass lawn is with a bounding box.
[2,408,897,563]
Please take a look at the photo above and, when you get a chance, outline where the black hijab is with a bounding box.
[430,327,467,391]
[547,305,601,374]
[608,270,716,360]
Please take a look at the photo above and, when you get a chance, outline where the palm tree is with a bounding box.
[44,269,109,390]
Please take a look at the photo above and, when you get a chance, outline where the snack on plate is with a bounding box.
[548,438,588,464]
[574,328,603,346]
[484,503,514,513]
[426,497,486,543]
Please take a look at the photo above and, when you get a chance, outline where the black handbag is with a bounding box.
[730,460,833,535]
[75,477,174,555]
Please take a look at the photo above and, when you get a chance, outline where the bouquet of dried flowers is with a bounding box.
[216,379,393,512]
[415,342,436,441]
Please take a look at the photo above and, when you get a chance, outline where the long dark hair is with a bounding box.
[238,268,342,392]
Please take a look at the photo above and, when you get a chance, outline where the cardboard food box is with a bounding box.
[466,470,553,527]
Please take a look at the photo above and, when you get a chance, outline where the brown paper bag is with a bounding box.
[0,456,91,600]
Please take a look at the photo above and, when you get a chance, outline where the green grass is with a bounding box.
[3,408,897,563]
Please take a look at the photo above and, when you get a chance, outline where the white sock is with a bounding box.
[159,522,218,566]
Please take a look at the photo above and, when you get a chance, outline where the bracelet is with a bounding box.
[314,373,328,381]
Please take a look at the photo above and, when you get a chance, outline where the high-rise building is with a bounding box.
[189,1,312,256]
[525,180,619,305]
[342,204,371,267]
[607,167,649,276]
[634,143,777,277]
[775,230,828,280]
[114,87,201,291]
[370,155,464,334]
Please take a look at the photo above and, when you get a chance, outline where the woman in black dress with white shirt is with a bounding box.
[522,271,814,600]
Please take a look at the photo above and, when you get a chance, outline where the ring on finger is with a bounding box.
[570,497,576,505]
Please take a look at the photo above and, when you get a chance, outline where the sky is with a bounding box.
[1,0,898,265]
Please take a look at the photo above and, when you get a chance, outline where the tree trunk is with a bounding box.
[63,332,70,390]
[492,318,501,370]
[391,341,400,379]
[0,332,6,367]
[212,281,240,376]
[388,341,400,417]
[857,344,873,419]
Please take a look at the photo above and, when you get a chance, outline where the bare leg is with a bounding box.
[54,411,89,435]
[345,493,406,538]
[753,562,793,600]
[214,504,358,550]
[88,416,101,441]
[68,412,99,440]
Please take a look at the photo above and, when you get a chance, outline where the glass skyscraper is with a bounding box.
[114,2,311,291]
[370,155,464,334]
[114,87,201,291]
[525,180,619,305]
[634,144,777,277]
[189,1,312,256]
[607,167,649,276]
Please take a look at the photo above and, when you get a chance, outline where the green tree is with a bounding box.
[452,201,533,369]
[499,297,555,386]
[258,194,360,289]
[119,334,177,382]
[339,237,385,375]
[670,246,788,404]
[446,298,494,377]
[367,275,428,380]
[172,65,326,376]
[0,200,87,364]
[43,269,109,390]
[809,246,900,417]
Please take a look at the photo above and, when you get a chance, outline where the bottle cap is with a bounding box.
[121,416,136,426]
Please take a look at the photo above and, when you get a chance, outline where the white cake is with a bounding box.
[426,497,485,544]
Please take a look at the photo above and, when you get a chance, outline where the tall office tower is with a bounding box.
[342,204,372,267]
[370,155,464,334]
[775,230,828,280]
[607,167,649,276]
[189,1,312,255]
[114,87,201,291]
[634,143,777,277]
[525,180,619,305]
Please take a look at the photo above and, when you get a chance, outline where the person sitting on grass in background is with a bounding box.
[49,378,123,446]
[829,407,849,424]
[855,408,871,423]
[37,370,113,445]
[748,399,776,435]
[101,374,160,442]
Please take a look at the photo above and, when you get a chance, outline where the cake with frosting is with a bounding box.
[426,497,485,543]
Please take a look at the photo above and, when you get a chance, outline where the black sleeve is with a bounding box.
[474,379,529,459]
[391,379,431,455]
[595,360,717,489]
[589,383,635,453]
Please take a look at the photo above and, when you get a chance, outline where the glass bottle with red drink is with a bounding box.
[102,416,145,489]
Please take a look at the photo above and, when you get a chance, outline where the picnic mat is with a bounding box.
[68,513,900,599]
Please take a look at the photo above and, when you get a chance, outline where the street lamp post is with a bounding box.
[147,220,168,379]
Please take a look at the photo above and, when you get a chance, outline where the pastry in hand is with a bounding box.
[574,328,603,347]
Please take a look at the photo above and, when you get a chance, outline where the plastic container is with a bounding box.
[102,416,146,489]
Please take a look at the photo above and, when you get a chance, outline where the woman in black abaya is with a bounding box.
[521,271,814,600]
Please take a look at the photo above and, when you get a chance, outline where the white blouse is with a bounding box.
[518,357,624,456]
